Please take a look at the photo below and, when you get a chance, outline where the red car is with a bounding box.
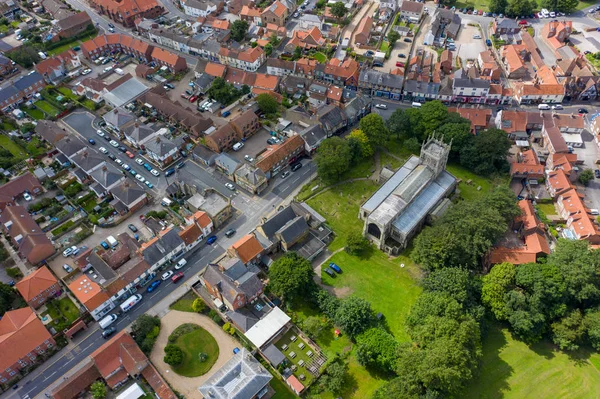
[518,20,528,25]
[180,93,190,99]
[396,62,405,67]
[171,272,184,283]
[189,95,197,103]
[125,151,134,158]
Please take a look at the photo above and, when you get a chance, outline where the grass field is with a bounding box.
[464,325,600,399]
[537,202,556,216]
[379,151,405,171]
[172,327,219,377]
[306,180,378,251]
[35,100,60,117]
[313,52,327,63]
[0,135,26,158]
[170,291,198,312]
[320,250,421,340]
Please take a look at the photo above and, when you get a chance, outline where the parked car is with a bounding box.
[62,246,77,257]
[100,241,109,249]
[579,108,589,114]
[552,105,563,110]
[102,326,116,339]
[403,38,412,42]
[267,138,279,145]
[291,162,302,172]
[128,224,138,232]
[115,158,123,165]
[329,262,342,273]
[206,235,217,245]
[244,155,255,162]
[99,146,108,154]
[165,83,175,89]
[176,161,185,169]
[81,68,92,75]
[486,39,492,46]
[88,139,96,145]
[595,169,600,178]
[171,272,184,283]
[135,158,144,165]
[398,53,406,58]
[146,280,161,292]
[375,104,388,109]
[129,169,137,176]
[281,171,290,178]
[225,182,235,190]
[135,174,145,183]
[161,271,174,281]
[225,228,236,237]
[150,169,160,176]
[23,192,32,201]
[189,96,197,103]
[62,264,73,273]
[324,267,335,277]
[143,163,152,171]
[395,62,405,67]
[145,181,154,188]
[109,140,119,147]
[118,146,127,153]
[125,151,134,158]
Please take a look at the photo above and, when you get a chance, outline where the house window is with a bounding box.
[9,372,15,377]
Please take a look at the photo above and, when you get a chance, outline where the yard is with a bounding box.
[35,100,61,117]
[463,325,600,399]
[41,297,80,331]
[47,32,99,56]
[313,52,327,63]
[171,325,219,377]
[57,87,80,101]
[275,330,318,386]
[22,106,45,120]
[170,291,197,313]
[446,164,495,201]
[0,135,26,158]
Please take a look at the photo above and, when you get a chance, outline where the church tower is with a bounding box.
[420,135,451,178]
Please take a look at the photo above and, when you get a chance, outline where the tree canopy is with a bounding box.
[0,283,18,317]
[330,2,346,19]
[315,136,352,184]
[256,93,279,114]
[356,327,398,373]
[131,314,161,354]
[334,296,375,338]
[231,20,249,42]
[268,252,316,302]
[206,77,242,106]
[359,113,389,147]
[90,382,107,399]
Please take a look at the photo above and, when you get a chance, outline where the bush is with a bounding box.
[168,323,200,343]
[192,298,206,313]
[6,267,22,279]
[208,309,222,324]
[164,344,184,366]
[345,231,370,255]
[222,322,236,335]
[131,315,161,354]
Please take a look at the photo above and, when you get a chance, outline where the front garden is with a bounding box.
[164,323,219,377]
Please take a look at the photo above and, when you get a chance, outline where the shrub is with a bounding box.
[209,309,222,324]
[192,298,206,313]
[164,344,184,366]
[198,352,208,362]
[6,267,22,278]
[222,322,235,335]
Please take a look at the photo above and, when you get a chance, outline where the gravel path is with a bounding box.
[150,310,239,399]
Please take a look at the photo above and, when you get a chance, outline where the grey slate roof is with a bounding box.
[226,309,259,332]
[55,137,85,157]
[215,153,241,176]
[403,79,441,96]
[199,348,272,399]
[72,167,87,181]
[234,164,266,185]
[300,124,327,147]
[110,182,146,207]
[453,69,490,89]
[70,151,105,173]
[276,216,308,244]
[262,344,285,366]
[13,72,43,92]
[144,136,176,157]
[102,108,135,129]
[496,18,519,29]
[318,105,347,133]
[35,120,66,144]
[142,228,184,266]
[89,164,123,189]
[260,206,297,239]
[359,69,404,89]
[123,123,156,144]
[193,144,218,165]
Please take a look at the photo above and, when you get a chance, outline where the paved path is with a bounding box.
[0,235,32,276]
[149,310,238,399]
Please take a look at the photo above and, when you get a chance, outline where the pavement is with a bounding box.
[148,310,238,399]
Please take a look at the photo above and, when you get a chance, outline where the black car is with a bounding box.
[225,228,236,237]
[118,146,127,152]
[595,169,600,178]
[291,162,302,172]
[128,224,138,232]
[403,38,412,43]
[176,161,185,169]
[398,53,406,58]
[578,108,589,114]
[104,134,111,141]
[108,23,115,29]
[107,153,116,160]
[324,268,335,277]
[102,326,117,339]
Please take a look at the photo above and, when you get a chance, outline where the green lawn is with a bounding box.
[55,297,80,322]
[313,52,327,63]
[379,151,405,171]
[379,41,389,52]
[454,0,491,11]
[537,202,556,216]
[35,100,60,117]
[51,220,75,237]
[446,164,494,201]
[320,250,421,341]
[306,180,379,251]
[172,327,219,377]
[22,107,45,120]
[275,330,316,385]
[47,32,99,56]
[170,291,198,312]
[270,376,297,399]
[0,135,26,158]
[463,325,600,399]
[57,87,80,101]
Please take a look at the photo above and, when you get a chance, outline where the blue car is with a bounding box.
[88,139,96,145]
[146,280,161,292]
[100,241,109,249]
[123,164,130,171]
[144,163,152,171]
[329,262,342,273]
[206,235,217,245]
[145,181,154,188]
[129,169,137,176]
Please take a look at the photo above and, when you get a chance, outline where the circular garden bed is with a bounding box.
[164,323,219,377]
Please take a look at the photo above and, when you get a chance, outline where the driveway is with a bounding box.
[149,310,238,399]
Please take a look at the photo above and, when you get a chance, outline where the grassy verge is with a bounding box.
[0,135,26,158]
[463,325,600,399]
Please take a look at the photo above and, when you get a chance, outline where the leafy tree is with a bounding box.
[345,231,370,255]
[460,128,511,176]
[222,322,236,335]
[387,30,400,45]
[20,122,36,134]
[315,289,339,319]
[264,43,273,56]
[334,296,375,338]
[489,0,508,13]
[505,0,534,17]
[386,108,411,140]
[347,129,373,158]
[231,20,249,42]
[541,0,578,12]
[0,282,17,317]
[268,252,315,302]
[330,2,346,21]
[584,309,600,350]
[482,262,516,320]
[373,376,419,399]
[206,77,242,106]
[256,93,279,114]
[192,298,206,313]
[241,84,251,95]
[579,169,594,186]
[302,315,330,340]
[131,315,161,354]
[315,137,351,183]
[423,268,479,308]
[551,309,585,351]
[90,381,107,399]
[292,46,302,60]
[359,113,388,147]
[163,344,184,366]
[269,33,280,45]
[356,328,398,373]
[436,114,472,161]
[419,100,449,136]
[8,45,40,68]
[404,137,421,154]
[318,361,347,394]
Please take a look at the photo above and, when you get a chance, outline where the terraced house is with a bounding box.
[0,72,45,111]
[88,0,164,27]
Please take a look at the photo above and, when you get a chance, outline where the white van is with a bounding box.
[538,104,550,110]
[120,294,142,312]
[412,102,422,108]
[114,68,124,75]
[175,258,187,270]
[233,142,244,151]
[99,314,117,329]
[161,197,173,206]
[591,209,599,216]
[38,52,47,60]
[106,235,118,247]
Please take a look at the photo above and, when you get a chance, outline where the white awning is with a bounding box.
[244,307,291,349]
[116,384,144,399]
[516,140,529,147]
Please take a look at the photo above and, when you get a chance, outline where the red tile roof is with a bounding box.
[204,62,227,78]
[256,134,304,173]
[15,266,58,302]
[68,275,110,312]
[230,234,263,264]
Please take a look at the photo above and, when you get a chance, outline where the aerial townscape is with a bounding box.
[3,0,600,397]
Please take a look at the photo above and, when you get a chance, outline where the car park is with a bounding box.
[150,169,160,176]
[88,139,96,145]
[225,183,235,190]
[135,158,144,165]
[206,235,217,245]
[99,146,108,154]
[23,192,32,201]
[125,151,134,158]
[225,228,236,237]
[281,171,290,178]
[63,264,73,273]
[161,271,174,281]
[171,272,184,283]
[102,326,116,339]
[128,224,138,232]
[146,280,161,292]
[109,140,119,147]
